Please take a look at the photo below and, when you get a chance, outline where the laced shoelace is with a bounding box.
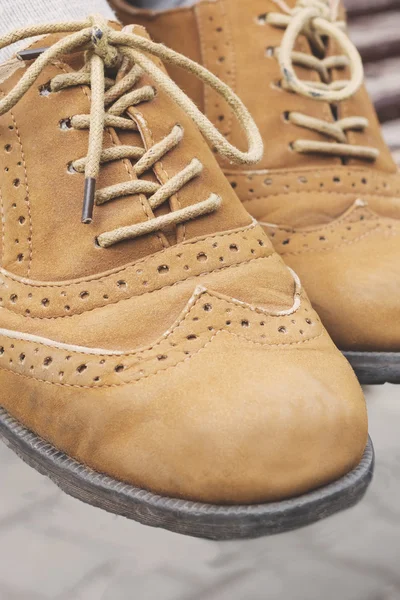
[0,16,263,248]
[265,0,379,161]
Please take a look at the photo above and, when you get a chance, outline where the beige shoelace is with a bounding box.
[265,0,379,161]
[0,16,263,248]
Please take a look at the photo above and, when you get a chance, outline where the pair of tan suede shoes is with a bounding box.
[0,0,396,540]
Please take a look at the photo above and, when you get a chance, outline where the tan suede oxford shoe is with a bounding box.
[113,0,400,384]
[0,17,372,539]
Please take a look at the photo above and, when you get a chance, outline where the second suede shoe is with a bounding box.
[114,0,400,384]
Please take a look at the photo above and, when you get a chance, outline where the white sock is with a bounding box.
[0,0,116,63]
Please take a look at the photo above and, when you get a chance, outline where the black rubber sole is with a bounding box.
[344,351,400,385]
[0,406,374,540]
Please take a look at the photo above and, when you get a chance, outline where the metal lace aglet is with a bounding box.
[17,47,48,61]
[82,177,96,224]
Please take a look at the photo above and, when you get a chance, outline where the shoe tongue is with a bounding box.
[2,22,252,281]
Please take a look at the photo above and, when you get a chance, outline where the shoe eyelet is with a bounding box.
[283,111,290,122]
[271,79,282,91]
[67,161,77,174]
[59,118,72,131]
[256,13,268,25]
[39,82,52,97]
[265,46,275,57]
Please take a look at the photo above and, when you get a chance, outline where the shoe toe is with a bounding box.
[86,315,367,505]
[0,289,368,506]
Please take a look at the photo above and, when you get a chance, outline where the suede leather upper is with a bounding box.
[112,0,400,352]
[0,22,367,504]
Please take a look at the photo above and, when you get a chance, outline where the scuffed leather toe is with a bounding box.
[111,327,367,504]
[0,288,367,505]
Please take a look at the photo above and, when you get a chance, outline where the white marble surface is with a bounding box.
[0,385,399,600]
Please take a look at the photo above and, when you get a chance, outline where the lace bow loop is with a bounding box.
[110,28,263,166]
[275,0,364,102]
